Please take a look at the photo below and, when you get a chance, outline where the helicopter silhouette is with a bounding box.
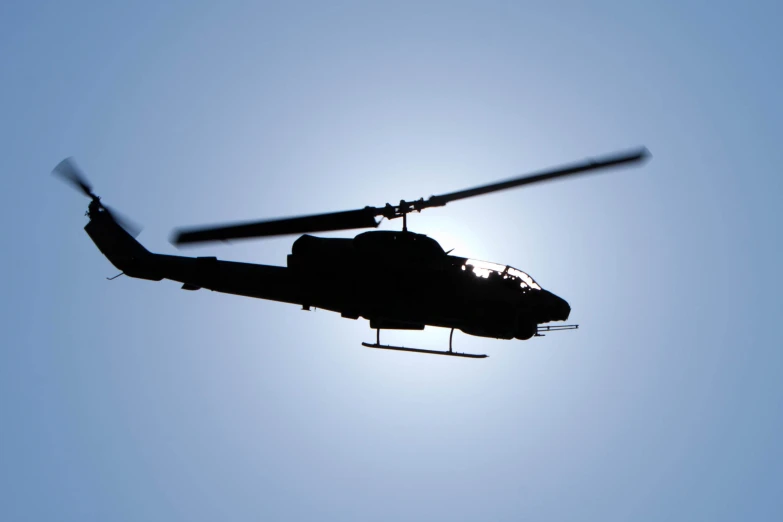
[53,148,650,358]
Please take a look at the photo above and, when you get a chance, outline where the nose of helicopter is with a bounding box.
[541,290,571,321]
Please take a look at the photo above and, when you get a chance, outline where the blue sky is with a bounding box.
[2,1,781,520]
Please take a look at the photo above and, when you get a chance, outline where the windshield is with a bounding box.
[463,259,542,290]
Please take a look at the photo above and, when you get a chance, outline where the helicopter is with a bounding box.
[53,147,650,358]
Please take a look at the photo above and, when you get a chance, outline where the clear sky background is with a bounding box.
[2,1,781,520]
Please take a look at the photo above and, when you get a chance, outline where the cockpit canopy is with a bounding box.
[461,258,542,290]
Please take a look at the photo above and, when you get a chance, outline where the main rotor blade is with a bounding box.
[424,147,650,208]
[52,157,95,198]
[172,207,380,245]
[171,146,649,246]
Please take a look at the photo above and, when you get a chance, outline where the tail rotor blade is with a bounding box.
[51,157,143,237]
[52,157,95,199]
[104,205,143,238]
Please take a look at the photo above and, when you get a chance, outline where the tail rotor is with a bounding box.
[52,157,143,238]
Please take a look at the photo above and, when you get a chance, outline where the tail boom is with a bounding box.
[85,212,303,305]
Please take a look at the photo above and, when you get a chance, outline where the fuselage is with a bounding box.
[85,208,570,341]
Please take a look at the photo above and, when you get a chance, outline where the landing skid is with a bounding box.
[362,328,488,359]
[362,343,488,358]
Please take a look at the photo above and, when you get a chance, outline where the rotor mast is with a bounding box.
[379,198,430,232]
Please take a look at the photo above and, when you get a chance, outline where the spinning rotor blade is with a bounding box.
[51,157,143,238]
[171,146,650,246]
[423,147,650,209]
[103,205,143,238]
[172,207,380,245]
[52,157,95,198]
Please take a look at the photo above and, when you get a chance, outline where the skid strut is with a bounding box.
[362,328,488,359]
